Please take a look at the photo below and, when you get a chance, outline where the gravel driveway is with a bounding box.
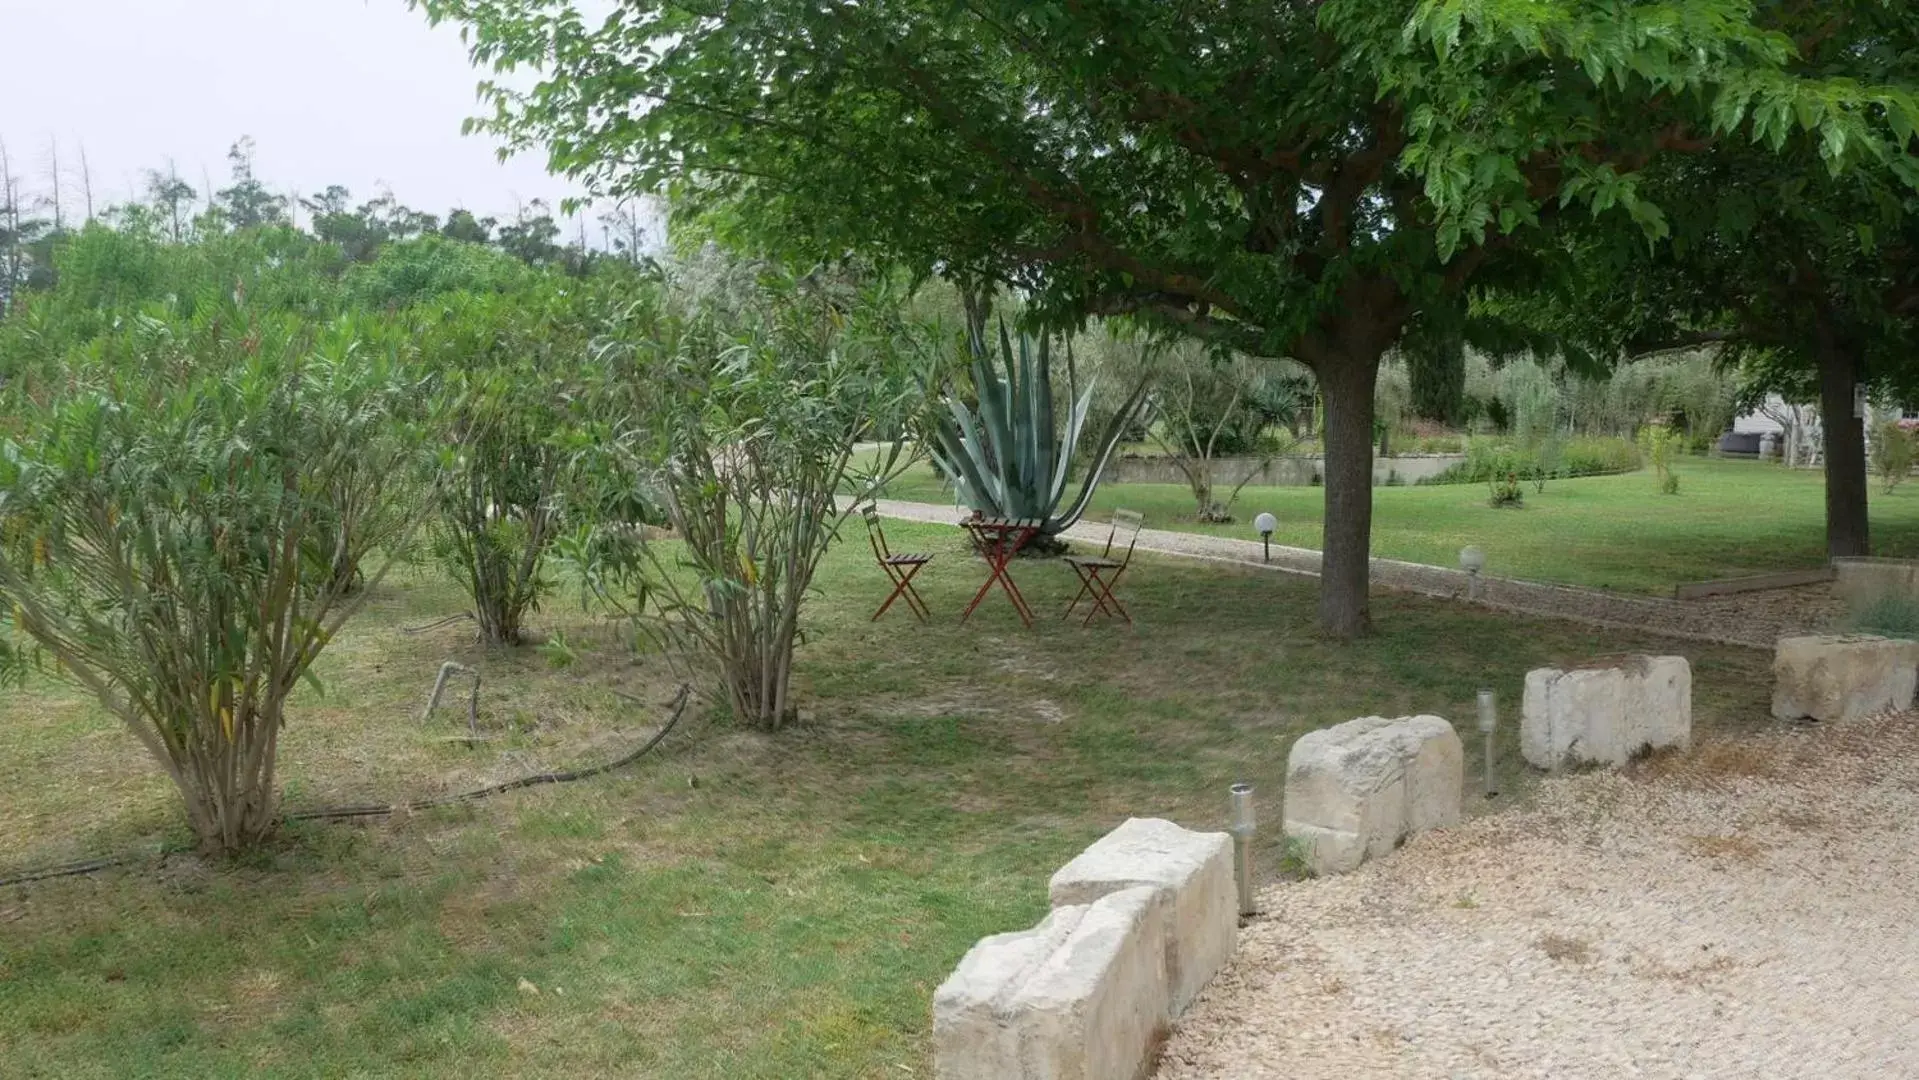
[1156,709,1919,1080]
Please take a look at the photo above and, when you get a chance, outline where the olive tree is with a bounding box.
[0,310,425,854]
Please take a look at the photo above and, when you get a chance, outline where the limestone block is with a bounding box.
[1522,655,1692,769]
[932,886,1169,1080]
[1048,817,1235,1016]
[1772,634,1919,722]
[1833,557,1919,611]
[1283,715,1463,876]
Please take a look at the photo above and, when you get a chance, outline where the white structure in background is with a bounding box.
[1732,393,1917,470]
[1732,393,1821,468]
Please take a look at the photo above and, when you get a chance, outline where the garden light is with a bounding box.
[1459,545,1486,601]
[1476,688,1499,799]
[1229,781,1257,917]
[1254,512,1277,563]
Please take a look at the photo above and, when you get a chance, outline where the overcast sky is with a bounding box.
[0,0,610,237]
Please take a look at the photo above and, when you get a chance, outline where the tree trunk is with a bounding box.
[1817,335,1870,558]
[1316,355,1380,638]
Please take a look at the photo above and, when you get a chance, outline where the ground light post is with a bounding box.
[1229,781,1257,917]
[1477,688,1499,799]
[1254,513,1276,563]
[1460,545,1486,601]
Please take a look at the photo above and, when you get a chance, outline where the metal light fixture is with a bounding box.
[1229,781,1257,917]
[1459,545,1486,601]
[1253,512,1277,563]
[1476,688,1498,799]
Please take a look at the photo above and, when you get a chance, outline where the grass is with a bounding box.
[882,456,1919,594]
[0,524,1778,1078]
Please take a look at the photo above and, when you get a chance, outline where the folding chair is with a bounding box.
[1063,509,1143,626]
[860,503,935,622]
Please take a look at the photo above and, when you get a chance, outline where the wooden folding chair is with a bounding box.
[1063,509,1143,626]
[861,503,935,622]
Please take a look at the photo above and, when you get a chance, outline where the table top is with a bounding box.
[961,516,1043,531]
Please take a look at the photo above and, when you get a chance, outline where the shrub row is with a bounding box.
[1419,435,1643,486]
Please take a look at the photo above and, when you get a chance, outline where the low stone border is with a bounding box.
[1281,715,1464,876]
[1833,557,1919,609]
[932,818,1235,1080]
[1773,634,1919,721]
[1522,655,1692,769]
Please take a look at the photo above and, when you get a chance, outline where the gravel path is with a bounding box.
[863,499,1846,647]
[1156,709,1919,1080]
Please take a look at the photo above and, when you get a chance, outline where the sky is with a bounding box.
[0,0,616,239]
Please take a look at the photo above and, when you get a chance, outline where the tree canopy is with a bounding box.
[420,0,1919,635]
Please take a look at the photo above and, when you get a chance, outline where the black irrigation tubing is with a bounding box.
[0,853,149,888]
[0,685,692,890]
[399,612,475,635]
[288,684,691,822]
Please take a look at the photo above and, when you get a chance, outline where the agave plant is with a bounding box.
[930,323,1148,538]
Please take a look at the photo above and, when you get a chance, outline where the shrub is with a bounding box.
[1422,435,1640,485]
[1488,471,1525,508]
[1640,425,1681,495]
[1872,418,1917,494]
[1851,593,1919,639]
[930,323,1147,539]
[580,277,928,730]
[0,309,424,854]
[425,282,612,645]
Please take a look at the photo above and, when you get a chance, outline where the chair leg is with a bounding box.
[1062,564,1096,619]
[873,565,924,622]
[1078,568,1133,627]
[898,564,932,621]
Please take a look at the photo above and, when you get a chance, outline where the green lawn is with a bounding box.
[884,457,1919,594]
[1,527,1779,1078]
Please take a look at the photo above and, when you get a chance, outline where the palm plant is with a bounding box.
[930,323,1147,539]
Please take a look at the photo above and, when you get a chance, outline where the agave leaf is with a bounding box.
[1016,331,1043,515]
[972,339,1010,489]
[1054,374,1152,531]
[1033,334,1055,514]
[1050,378,1095,511]
[935,398,1001,514]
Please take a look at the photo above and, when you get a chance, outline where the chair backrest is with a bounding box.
[859,503,891,562]
[1107,509,1144,566]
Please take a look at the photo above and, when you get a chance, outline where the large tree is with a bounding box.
[1565,2,1919,558]
[421,0,1914,635]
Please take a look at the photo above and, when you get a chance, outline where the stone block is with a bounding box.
[1048,817,1236,1016]
[1833,557,1919,611]
[1772,634,1919,722]
[932,886,1169,1080]
[1521,655,1692,769]
[1282,715,1463,876]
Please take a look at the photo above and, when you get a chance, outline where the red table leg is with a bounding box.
[961,524,1037,626]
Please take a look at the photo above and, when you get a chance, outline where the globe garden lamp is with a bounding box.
[1254,512,1277,563]
[1476,688,1499,799]
[1459,545,1487,601]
